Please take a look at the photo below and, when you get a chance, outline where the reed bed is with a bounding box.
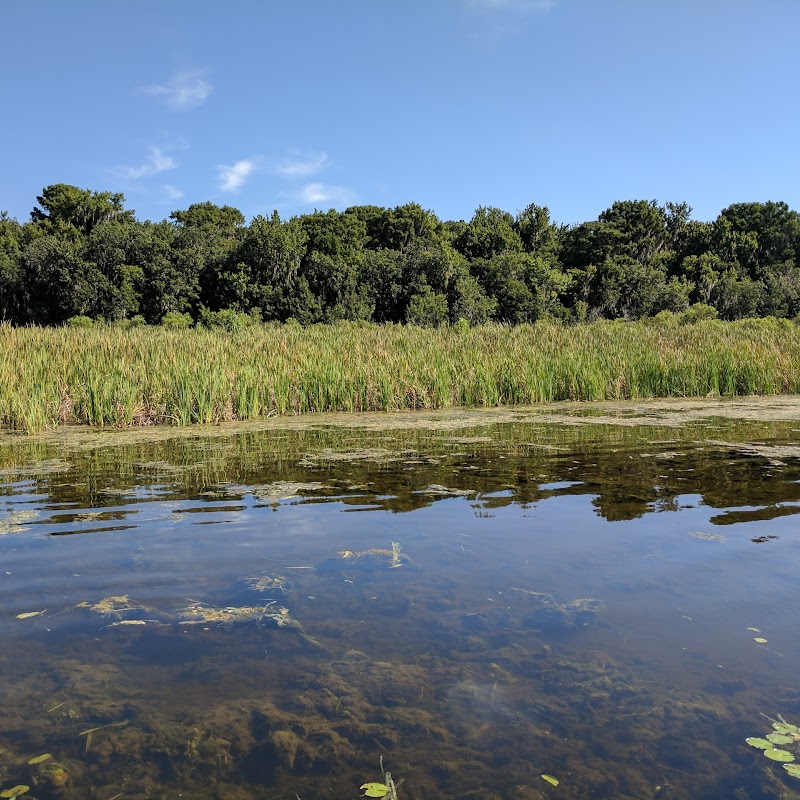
[2,318,800,432]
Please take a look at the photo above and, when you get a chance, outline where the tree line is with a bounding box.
[1,183,799,328]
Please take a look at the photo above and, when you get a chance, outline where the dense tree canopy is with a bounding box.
[2,185,800,326]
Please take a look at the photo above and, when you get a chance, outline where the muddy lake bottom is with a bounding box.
[1,398,800,800]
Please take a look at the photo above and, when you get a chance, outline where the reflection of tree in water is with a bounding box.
[2,417,800,529]
[1,414,800,796]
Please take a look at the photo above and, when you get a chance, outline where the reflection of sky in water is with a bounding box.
[0,416,799,799]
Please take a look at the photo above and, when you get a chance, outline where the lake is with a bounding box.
[1,398,800,800]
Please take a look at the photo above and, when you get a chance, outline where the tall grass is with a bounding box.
[2,317,800,432]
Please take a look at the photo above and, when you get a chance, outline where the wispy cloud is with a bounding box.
[162,184,184,202]
[270,152,328,178]
[141,70,213,110]
[298,182,354,208]
[112,146,179,180]
[218,159,256,192]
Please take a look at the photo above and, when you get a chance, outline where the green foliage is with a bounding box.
[3,187,800,327]
[197,307,255,331]
[31,184,134,234]
[453,317,470,335]
[1,318,799,431]
[161,311,193,329]
[455,206,523,260]
[66,315,94,328]
[406,287,449,327]
[677,304,718,324]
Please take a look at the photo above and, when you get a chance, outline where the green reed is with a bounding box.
[2,317,800,432]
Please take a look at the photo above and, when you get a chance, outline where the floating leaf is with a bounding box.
[773,723,799,734]
[754,637,768,643]
[764,748,795,762]
[784,763,800,778]
[746,737,773,749]
[767,733,794,745]
[0,787,30,798]
[747,627,761,632]
[360,783,389,798]
[27,754,51,764]
[541,774,559,786]
[15,611,43,620]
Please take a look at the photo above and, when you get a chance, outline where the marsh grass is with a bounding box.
[3,318,800,432]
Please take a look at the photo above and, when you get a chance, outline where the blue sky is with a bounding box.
[3,1,798,226]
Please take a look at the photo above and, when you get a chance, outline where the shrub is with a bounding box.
[198,307,255,332]
[66,315,94,328]
[161,311,193,329]
[678,304,718,325]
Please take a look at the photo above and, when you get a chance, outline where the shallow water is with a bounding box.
[1,406,800,800]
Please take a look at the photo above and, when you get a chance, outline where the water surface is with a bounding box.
[1,401,800,800]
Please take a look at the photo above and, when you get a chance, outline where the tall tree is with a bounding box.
[455,206,523,260]
[31,184,134,234]
[0,213,24,321]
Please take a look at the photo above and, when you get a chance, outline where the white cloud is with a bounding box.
[112,146,179,180]
[162,184,184,202]
[271,152,328,178]
[218,159,256,192]
[141,70,213,110]
[298,182,353,208]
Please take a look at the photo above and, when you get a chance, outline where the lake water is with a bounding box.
[1,400,800,800]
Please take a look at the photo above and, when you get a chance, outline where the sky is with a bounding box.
[2,0,798,227]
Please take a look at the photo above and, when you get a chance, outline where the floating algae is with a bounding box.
[79,595,157,620]
[300,448,441,469]
[321,541,413,572]
[177,602,300,629]
[415,484,474,497]
[104,619,148,628]
[687,530,727,542]
[0,510,38,536]
[0,458,72,476]
[245,574,293,596]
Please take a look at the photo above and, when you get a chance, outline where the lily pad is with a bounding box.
[0,787,30,798]
[773,722,799,734]
[541,774,559,786]
[763,748,795,762]
[767,733,794,745]
[746,737,774,749]
[783,763,800,778]
[360,783,389,798]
